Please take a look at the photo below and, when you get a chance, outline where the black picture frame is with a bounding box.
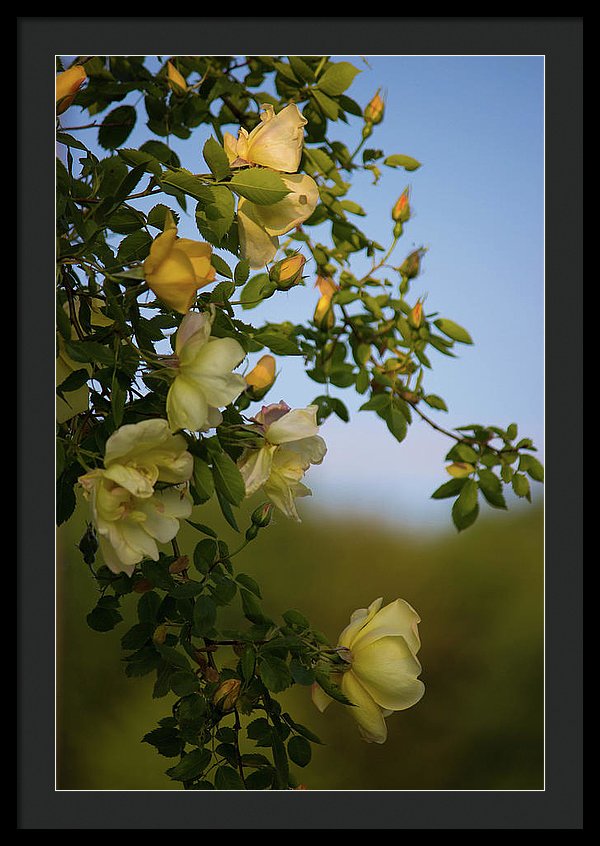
[18,17,582,829]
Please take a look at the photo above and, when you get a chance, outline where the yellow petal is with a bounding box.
[244,103,307,173]
[250,174,319,237]
[237,198,280,268]
[338,598,384,650]
[350,598,422,655]
[166,373,209,432]
[245,354,276,390]
[351,635,425,712]
[176,239,215,287]
[265,405,319,445]
[238,445,275,496]
[341,671,388,744]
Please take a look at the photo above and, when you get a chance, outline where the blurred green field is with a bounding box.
[57,498,543,791]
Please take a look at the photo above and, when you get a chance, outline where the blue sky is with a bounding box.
[60,55,544,529]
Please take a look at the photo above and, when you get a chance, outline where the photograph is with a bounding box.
[54,50,547,794]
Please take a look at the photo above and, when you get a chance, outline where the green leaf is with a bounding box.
[259,656,292,693]
[455,443,479,464]
[203,137,231,181]
[253,331,302,356]
[312,89,340,120]
[195,185,235,244]
[477,469,507,509]
[121,622,154,651]
[234,259,250,285]
[314,670,354,706]
[423,394,448,412]
[143,726,183,758]
[287,735,311,767]
[98,106,137,150]
[214,765,244,790]
[239,273,276,310]
[209,446,246,506]
[318,61,361,96]
[434,318,473,345]
[147,203,179,231]
[56,132,89,152]
[211,254,233,279]
[512,473,532,500]
[236,573,262,598]
[384,154,422,171]
[431,477,467,499]
[240,646,256,682]
[186,520,217,538]
[137,591,161,624]
[383,404,408,443]
[452,479,479,531]
[117,230,152,263]
[193,595,217,636]
[289,660,315,686]
[169,670,200,697]
[156,645,191,670]
[228,169,290,205]
[518,454,544,482]
[166,748,211,782]
[193,538,218,574]
[118,147,161,178]
[191,457,215,504]
[240,589,269,625]
[87,601,122,632]
[161,168,211,201]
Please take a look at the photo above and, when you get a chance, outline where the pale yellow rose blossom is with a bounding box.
[78,419,194,575]
[237,402,327,521]
[166,311,247,433]
[223,104,307,173]
[237,173,319,268]
[311,597,425,744]
[143,226,216,314]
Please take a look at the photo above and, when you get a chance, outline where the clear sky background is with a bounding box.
[60,55,544,530]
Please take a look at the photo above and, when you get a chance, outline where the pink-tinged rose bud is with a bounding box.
[251,502,274,528]
[399,248,425,280]
[253,401,292,430]
[409,301,424,329]
[364,91,385,125]
[269,253,306,290]
[213,678,242,711]
[392,188,411,223]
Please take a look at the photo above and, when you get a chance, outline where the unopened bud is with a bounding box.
[245,355,276,401]
[269,254,306,290]
[313,295,335,330]
[392,188,411,223]
[133,578,154,594]
[399,248,425,280]
[56,65,87,115]
[166,60,188,94]
[169,555,189,574]
[364,91,385,125]
[203,665,220,684]
[245,524,259,541]
[213,678,241,712]
[446,462,475,479]
[409,300,424,329]
[152,624,169,645]
[251,502,274,528]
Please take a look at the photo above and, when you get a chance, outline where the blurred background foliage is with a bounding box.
[57,497,543,790]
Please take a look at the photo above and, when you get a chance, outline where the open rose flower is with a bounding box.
[143,226,215,314]
[223,104,307,173]
[311,597,425,744]
[78,419,194,574]
[166,311,247,432]
[237,402,326,521]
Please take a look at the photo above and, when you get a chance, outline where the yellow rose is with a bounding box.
[223,104,307,173]
[166,311,247,432]
[312,597,425,743]
[143,227,216,314]
[56,65,87,115]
